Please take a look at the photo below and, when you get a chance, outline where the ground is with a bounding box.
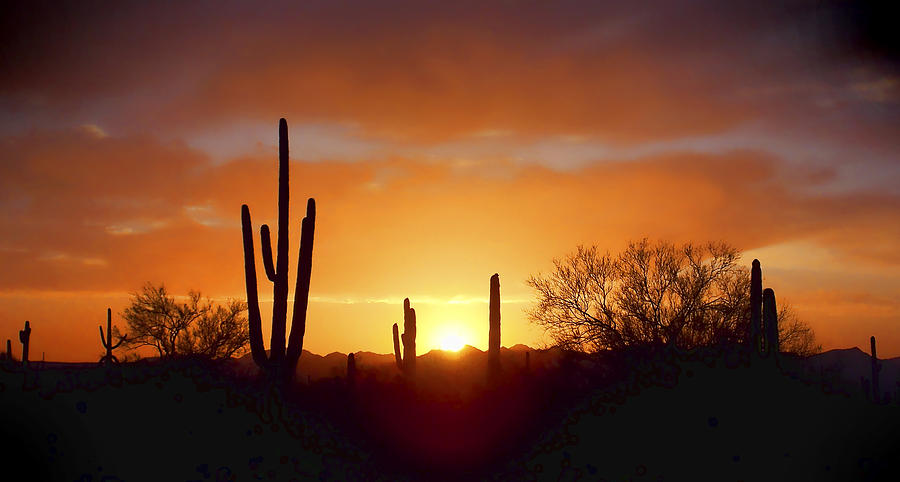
[1,348,897,481]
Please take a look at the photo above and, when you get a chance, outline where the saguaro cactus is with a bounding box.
[488,273,501,379]
[19,320,31,367]
[241,118,316,384]
[5,339,11,362]
[871,336,881,403]
[750,259,762,354]
[762,288,779,357]
[99,308,127,364]
[390,299,417,376]
[392,323,403,371]
[400,298,417,376]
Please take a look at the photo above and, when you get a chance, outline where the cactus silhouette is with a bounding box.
[392,323,403,371]
[488,273,501,380]
[99,308,127,364]
[241,118,316,384]
[762,288,779,357]
[347,352,356,386]
[871,336,881,403]
[4,339,11,362]
[19,320,31,367]
[392,298,417,377]
[750,259,762,354]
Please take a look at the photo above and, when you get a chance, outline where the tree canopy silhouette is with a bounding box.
[527,239,819,355]
[121,283,250,359]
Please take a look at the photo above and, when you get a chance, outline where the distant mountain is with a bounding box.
[802,347,900,399]
[235,345,550,387]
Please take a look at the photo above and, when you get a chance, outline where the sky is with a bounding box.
[1,0,898,361]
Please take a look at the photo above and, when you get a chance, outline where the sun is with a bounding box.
[439,333,465,352]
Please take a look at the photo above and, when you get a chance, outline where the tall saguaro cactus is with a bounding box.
[99,308,127,364]
[870,336,881,403]
[19,320,31,367]
[762,288,779,357]
[488,273,501,379]
[241,118,316,384]
[391,299,417,377]
[750,259,762,353]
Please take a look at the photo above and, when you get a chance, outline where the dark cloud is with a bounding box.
[2,1,896,143]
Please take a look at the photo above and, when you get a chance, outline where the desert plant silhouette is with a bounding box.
[18,320,31,367]
[241,118,316,384]
[488,273,501,380]
[347,352,357,387]
[99,308,127,364]
[762,287,779,358]
[751,260,783,359]
[528,241,817,355]
[871,335,881,402]
[121,283,248,358]
[750,259,763,352]
[392,298,417,377]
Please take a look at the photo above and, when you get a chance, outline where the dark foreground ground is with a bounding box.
[1,346,898,481]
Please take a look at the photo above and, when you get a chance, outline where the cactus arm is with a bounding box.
[100,325,108,347]
[286,199,316,368]
[392,323,402,370]
[269,118,291,362]
[242,204,268,367]
[260,224,277,282]
[111,334,127,350]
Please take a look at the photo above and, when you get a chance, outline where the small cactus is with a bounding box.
[347,353,356,386]
[19,320,31,367]
[390,299,417,377]
[99,308,127,365]
[488,273,501,380]
[5,339,11,362]
[392,323,402,371]
[871,336,881,403]
[762,288,779,357]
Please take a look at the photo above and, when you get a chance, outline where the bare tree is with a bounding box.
[776,303,821,357]
[178,300,250,359]
[527,239,819,355]
[122,283,249,359]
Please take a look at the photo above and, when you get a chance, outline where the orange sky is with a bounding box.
[1,1,899,361]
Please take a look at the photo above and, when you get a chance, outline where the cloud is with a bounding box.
[3,1,898,146]
[3,126,898,299]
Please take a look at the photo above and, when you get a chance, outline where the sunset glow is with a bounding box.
[437,329,466,352]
